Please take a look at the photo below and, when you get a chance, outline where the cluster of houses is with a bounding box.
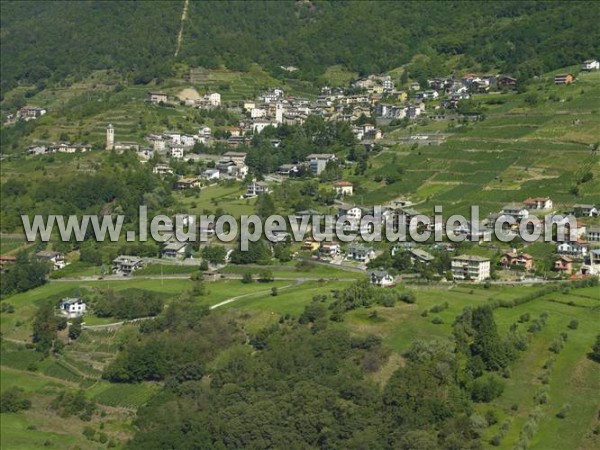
[148,91,222,109]
[4,106,47,124]
[26,142,92,155]
[489,198,600,274]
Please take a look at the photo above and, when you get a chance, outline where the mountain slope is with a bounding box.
[1,1,599,94]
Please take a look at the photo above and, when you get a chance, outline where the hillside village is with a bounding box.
[4,59,600,286]
[1,3,600,450]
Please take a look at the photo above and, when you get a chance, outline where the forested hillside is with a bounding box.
[2,1,600,95]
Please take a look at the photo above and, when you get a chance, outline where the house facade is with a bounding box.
[346,244,375,263]
[334,181,354,196]
[554,256,573,274]
[451,255,491,282]
[113,255,143,276]
[554,74,574,85]
[60,298,86,318]
[369,270,394,287]
[36,250,67,270]
[523,197,553,210]
[500,251,534,271]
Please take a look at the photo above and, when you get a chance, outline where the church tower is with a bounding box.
[106,124,114,150]
[275,103,283,124]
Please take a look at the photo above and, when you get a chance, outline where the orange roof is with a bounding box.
[334,181,353,187]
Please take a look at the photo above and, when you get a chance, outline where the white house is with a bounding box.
[573,204,598,217]
[148,91,168,104]
[162,241,188,259]
[201,169,220,181]
[170,145,185,159]
[557,241,588,258]
[153,163,174,176]
[502,204,529,220]
[334,181,354,196]
[582,59,600,71]
[346,244,375,263]
[207,92,221,107]
[35,250,67,270]
[369,270,394,287]
[523,197,553,210]
[112,255,143,276]
[451,255,491,282]
[245,180,270,198]
[586,226,600,242]
[60,298,86,318]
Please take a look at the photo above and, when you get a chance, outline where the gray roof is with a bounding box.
[453,255,490,262]
[411,249,435,261]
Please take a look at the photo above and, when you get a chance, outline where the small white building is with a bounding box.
[113,255,143,276]
[245,180,270,198]
[148,91,168,104]
[334,181,354,196]
[60,298,86,318]
[201,169,220,181]
[369,270,394,287]
[582,59,600,71]
[153,163,174,176]
[170,145,185,159]
[346,244,375,263]
[36,250,67,270]
[502,204,529,220]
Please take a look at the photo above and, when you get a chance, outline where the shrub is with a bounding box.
[556,403,571,419]
[241,272,253,284]
[431,316,444,325]
[471,374,505,402]
[568,320,579,330]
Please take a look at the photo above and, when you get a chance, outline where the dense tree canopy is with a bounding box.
[2,1,599,95]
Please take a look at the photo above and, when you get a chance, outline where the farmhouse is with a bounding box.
[0,255,17,271]
[410,248,435,265]
[162,241,188,259]
[557,241,588,258]
[245,180,270,197]
[302,239,320,251]
[169,145,185,159]
[572,204,598,217]
[113,255,143,276]
[319,241,340,256]
[333,181,354,196]
[35,250,67,270]
[554,74,574,85]
[369,270,394,287]
[500,251,534,271]
[201,169,220,181]
[222,152,247,164]
[585,226,600,242]
[337,204,363,221]
[346,244,375,263]
[277,164,300,177]
[523,197,553,210]
[60,298,86,319]
[451,255,491,282]
[175,177,200,190]
[497,75,517,90]
[554,256,573,274]
[17,106,47,121]
[148,91,168,104]
[153,163,174,176]
[502,204,529,220]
